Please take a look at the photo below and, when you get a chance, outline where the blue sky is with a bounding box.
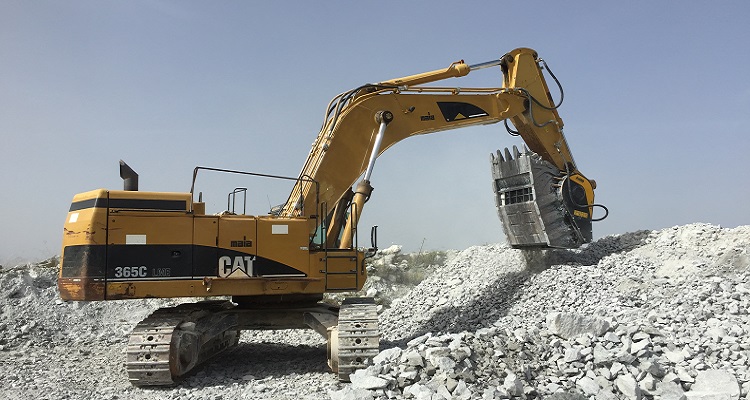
[1,1,748,264]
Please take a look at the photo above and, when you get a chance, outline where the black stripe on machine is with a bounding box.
[69,198,107,211]
[109,198,187,211]
[62,244,306,280]
[69,198,187,212]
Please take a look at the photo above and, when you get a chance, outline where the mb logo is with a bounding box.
[218,255,255,278]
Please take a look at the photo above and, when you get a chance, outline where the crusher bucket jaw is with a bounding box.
[490,145,593,249]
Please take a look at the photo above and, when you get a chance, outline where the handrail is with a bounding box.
[227,187,247,214]
[190,166,319,216]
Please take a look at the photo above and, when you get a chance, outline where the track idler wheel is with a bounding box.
[327,326,341,377]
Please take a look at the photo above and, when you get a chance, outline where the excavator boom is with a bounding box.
[282,47,597,249]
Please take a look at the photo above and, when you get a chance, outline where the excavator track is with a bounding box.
[330,297,380,381]
[127,298,380,386]
[126,301,240,387]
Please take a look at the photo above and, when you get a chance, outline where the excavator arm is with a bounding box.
[282,48,600,250]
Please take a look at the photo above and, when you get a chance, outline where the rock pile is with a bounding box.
[0,223,748,400]
[351,245,458,310]
[333,313,745,400]
[332,224,750,399]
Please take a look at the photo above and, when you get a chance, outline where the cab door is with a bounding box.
[255,217,309,277]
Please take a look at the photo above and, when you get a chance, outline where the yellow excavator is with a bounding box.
[58,48,605,386]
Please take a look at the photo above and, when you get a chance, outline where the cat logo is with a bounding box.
[218,255,255,278]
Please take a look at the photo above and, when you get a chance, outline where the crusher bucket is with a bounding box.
[490,145,593,249]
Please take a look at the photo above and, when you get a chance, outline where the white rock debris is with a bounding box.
[1,223,748,400]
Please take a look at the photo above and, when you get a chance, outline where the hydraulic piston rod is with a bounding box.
[363,112,392,182]
[340,111,393,249]
[468,59,504,71]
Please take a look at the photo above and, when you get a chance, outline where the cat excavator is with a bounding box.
[58,47,605,386]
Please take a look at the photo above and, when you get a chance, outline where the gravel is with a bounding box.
[1,223,748,399]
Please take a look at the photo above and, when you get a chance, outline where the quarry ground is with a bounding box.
[0,223,748,400]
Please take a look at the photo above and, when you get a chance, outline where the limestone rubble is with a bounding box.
[1,223,748,399]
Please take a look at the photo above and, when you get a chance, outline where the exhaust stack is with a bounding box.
[119,160,138,191]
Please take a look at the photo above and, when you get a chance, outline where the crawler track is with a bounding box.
[333,298,380,381]
[126,298,379,385]
[126,301,240,387]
